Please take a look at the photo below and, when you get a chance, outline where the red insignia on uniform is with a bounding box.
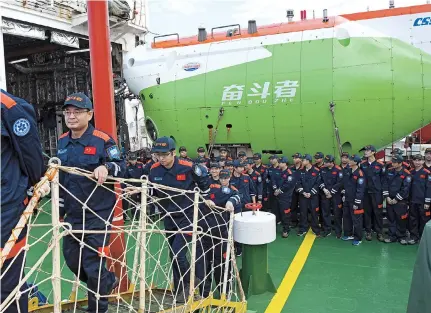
[374,166,380,169]
[253,177,257,180]
[332,171,337,175]
[210,194,215,199]
[312,172,317,176]
[177,174,186,181]
[244,179,249,183]
[84,146,96,155]
[420,175,426,179]
[138,166,142,169]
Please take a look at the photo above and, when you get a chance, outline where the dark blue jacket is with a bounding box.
[230,174,255,204]
[382,168,411,202]
[57,124,125,225]
[320,165,343,195]
[409,167,431,204]
[343,167,366,206]
[126,161,146,186]
[278,168,296,200]
[296,166,322,197]
[149,157,210,216]
[360,159,385,193]
[1,89,44,211]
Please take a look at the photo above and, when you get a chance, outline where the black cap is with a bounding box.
[196,157,207,164]
[279,156,289,164]
[392,155,404,163]
[253,153,262,159]
[63,92,93,110]
[128,152,137,160]
[220,147,227,152]
[341,152,350,158]
[219,169,231,179]
[238,151,246,157]
[179,146,187,152]
[246,158,255,165]
[324,155,335,163]
[233,160,245,167]
[269,154,278,160]
[225,160,233,167]
[302,154,313,162]
[210,162,221,168]
[412,154,424,160]
[197,147,205,153]
[349,154,362,163]
[292,152,303,159]
[425,148,431,154]
[314,152,324,159]
[152,136,176,153]
[360,145,376,152]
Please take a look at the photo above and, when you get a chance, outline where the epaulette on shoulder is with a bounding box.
[231,185,238,191]
[210,183,221,189]
[92,129,110,142]
[361,160,367,164]
[359,170,364,176]
[0,91,17,109]
[334,165,341,170]
[403,169,411,175]
[178,159,193,167]
[242,173,250,177]
[59,131,69,139]
[150,162,161,170]
[424,168,431,174]
[314,167,320,171]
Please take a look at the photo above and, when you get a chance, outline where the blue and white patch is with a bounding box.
[57,149,67,155]
[13,118,30,137]
[107,145,121,160]
[358,178,364,185]
[222,186,231,194]
[288,176,293,181]
[382,167,386,173]
[153,177,163,181]
[429,176,431,182]
[258,176,262,183]
[406,176,412,183]
[194,165,203,177]
[339,172,343,178]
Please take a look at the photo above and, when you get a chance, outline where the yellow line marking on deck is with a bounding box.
[264,230,316,313]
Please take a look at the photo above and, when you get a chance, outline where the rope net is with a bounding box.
[0,158,247,313]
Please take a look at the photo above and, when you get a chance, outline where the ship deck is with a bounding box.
[25,211,418,313]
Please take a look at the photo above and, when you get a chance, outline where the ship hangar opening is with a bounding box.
[1,18,129,159]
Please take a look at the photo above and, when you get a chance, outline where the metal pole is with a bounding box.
[0,13,7,90]
[87,0,118,141]
[138,178,148,313]
[50,159,62,313]
[188,191,200,302]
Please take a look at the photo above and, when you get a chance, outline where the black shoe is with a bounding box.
[365,233,372,241]
[297,231,306,236]
[282,231,289,238]
[377,234,384,242]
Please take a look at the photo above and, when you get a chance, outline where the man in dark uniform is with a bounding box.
[1,89,47,313]
[179,146,193,162]
[289,153,303,228]
[275,157,297,238]
[408,154,431,244]
[245,158,263,203]
[149,137,210,302]
[314,152,324,169]
[360,145,385,242]
[198,169,240,298]
[320,155,343,237]
[253,153,268,210]
[124,152,146,219]
[385,148,410,171]
[196,147,210,168]
[237,151,247,163]
[209,162,221,184]
[267,155,281,222]
[57,93,124,313]
[382,155,412,244]
[296,154,323,237]
[425,147,431,171]
[341,154,366,246]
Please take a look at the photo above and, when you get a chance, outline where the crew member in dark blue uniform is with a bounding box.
[341,154,366,246]
[197,169,241,298]
[209,162,221,184]
[296,154,323,237]
[196,147,210,168]
[360,145,385,242]
[245,158,263,203]
[57,93,124,313]
[275,157,296,238]
[124,152,146,219]
[382,155,412,244]
[408,154,431,244]
[253,153,268,209]
[149,137,210,302]
[267,155,282,222]
[1,89,45,313]
[289,153,303,228]
[320,155,343,237]
[179,146,193,162]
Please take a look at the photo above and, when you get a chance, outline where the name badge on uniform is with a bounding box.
[222,186,231,194]
[84,146,96,155]
[177,174,186,181]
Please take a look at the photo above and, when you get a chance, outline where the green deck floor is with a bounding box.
[24,210,418,313]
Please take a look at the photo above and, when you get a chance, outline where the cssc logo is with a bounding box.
[413,16,431,26]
